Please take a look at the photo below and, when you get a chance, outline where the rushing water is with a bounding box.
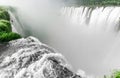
[60,7,120,76]
[0,36,81,78]
[1,0,120,77]
[13,6,120,76]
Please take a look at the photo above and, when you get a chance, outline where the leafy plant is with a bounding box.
[0,20,11,32]
[0,9,10,21]
[0,32,21,42]
[113,70,120,78]
[75,0,120,6]
[0,7,22,43]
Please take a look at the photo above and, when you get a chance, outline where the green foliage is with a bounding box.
[0,9,10,21]
[113,70,120,78]
[103,70,120,78]
[0,20,11,32]
[75,0,120,6]
[0,32,21,42]
[0,7,22,43]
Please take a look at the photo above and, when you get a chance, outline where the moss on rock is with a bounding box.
[0,20,11,32]
[0,32,21,42]
[0,7,22,43]
[0,9,10,21]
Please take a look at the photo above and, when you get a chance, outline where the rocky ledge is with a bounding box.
[0,36,81,78]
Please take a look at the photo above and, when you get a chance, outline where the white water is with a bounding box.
[61,7,120,32]
[1,0,120,77]
[60,7,120,76]
[10,6,120,77]
[0,36,80,78]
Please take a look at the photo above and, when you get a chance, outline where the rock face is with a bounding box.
[0,36,81,78]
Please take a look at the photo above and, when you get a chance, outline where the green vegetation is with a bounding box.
[75,0,120,6]
[0,20,11,32]
[101,0,120,5]
[0,7,21,43]
[0,8,10,21]
[113,70,120,78]
[103,70,120,78]
[0,32,21,42]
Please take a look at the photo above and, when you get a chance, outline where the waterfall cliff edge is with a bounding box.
[0,36,82,78]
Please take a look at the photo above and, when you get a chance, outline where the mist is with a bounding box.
[1,0,120,77]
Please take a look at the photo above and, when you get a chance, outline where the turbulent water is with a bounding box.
[60,6,120,76]
[0,36,82,78]
[1,0,120,76]
[61,7,120,32]
[7,5,120,77]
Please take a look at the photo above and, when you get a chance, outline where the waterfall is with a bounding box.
[3,0,120,77]
[59,6,120,76]
[8,8,27,37]
[61,7,120,33]
[8,6,120,76]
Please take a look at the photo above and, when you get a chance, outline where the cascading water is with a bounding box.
[60,6,120,76]
[0,36,82,78]
[1,0,120,77]
[9,5,120,77]
[61,7,120,33]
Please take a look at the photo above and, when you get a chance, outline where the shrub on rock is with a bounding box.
[0,7,21,43]
[0,32,21,42]
[114,70,120,78]
[0,9,10,21]
[0,20,11,32]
